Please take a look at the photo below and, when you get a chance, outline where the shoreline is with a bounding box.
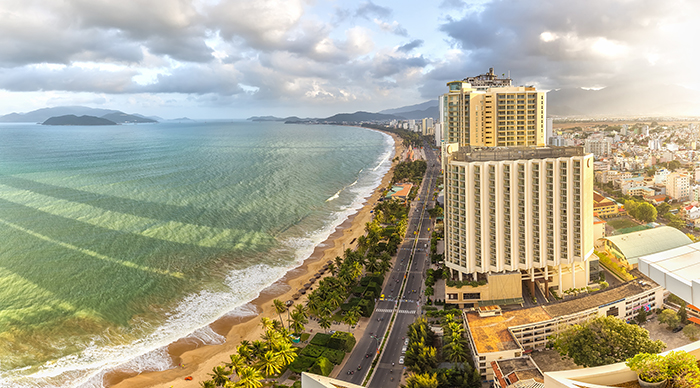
[108,129,404,388]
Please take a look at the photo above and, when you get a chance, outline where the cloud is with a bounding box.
[438,0,700,90]
[355,1,392,20]
[374,19,408,36]
[398,39,424,53]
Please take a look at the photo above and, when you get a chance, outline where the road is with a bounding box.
[335,141,440,386]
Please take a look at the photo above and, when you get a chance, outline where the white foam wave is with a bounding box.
[325,189,341,202]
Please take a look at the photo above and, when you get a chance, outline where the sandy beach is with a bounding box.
[109,130,405,388]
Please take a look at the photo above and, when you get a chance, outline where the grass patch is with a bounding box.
[607,217,638,230]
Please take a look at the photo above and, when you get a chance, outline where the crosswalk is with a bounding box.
[375,308,417,314]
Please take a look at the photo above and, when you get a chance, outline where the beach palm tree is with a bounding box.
[226,353,247,376]
[272,299,288,331]
[273,341,298,366]
[260,317,274,332]
[200,380,217,388]
[234,366,264,388]
[209,365,231,387]
[343,306,361,330]
[292,304,308,319]
[237,343,254,364]
[318,314,332,333]
[250,340,267,360]
[256,350,283,377]
[327,262,336,276]
[365,256,379,273]
[289,310,308,334]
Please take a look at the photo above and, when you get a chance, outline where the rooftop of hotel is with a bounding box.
[466,307,551,353]
[451,146,585,163]
[542,278,658,318]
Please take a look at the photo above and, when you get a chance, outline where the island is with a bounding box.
[42,115,118,126]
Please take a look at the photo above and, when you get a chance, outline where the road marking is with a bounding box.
[375,308,417,314]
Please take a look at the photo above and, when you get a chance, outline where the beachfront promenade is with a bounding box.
[334,141,440,386]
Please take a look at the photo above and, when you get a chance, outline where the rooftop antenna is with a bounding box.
[508,70,510,79]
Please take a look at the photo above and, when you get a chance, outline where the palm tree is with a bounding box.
[318,313,332,333]
[273,340,298,366]
[289,310,308,334]
[209,365,231,387]
[237,343,254,364]
[260,317,274,332]
[234,366,264,388]
[256,350,283,377]
[327,262,336,276]
[200,380,217,388]
[226,353,246,376]
[343,305,361,330]
[250,340,267,360]
[365,256,379,273]
[292,304,308,319]
[272,299,288,331]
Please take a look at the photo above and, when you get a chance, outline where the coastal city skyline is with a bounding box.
[1,0,699,119]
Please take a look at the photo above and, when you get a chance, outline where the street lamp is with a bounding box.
[370,334,381,353]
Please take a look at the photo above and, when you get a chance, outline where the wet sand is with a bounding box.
[108,129,404,388]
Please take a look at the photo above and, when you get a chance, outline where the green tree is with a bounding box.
[273,299,288,332]
[234,366,264,388]
[551,316,665,367]
[637,202,657,223]
[318,313,332,333]
[209,365,231,387]
[344,305,362,330]
[226,353,246,376]
[683,324,700,341]
[667,214,686,230]
[404,372,439,388]
[657,202,671,217]
[255,350,283,377]
[679,305,688,324]
[200,380,217,388]
[636,308,648,324]
[658,309,681,330]
[289,310,308,335]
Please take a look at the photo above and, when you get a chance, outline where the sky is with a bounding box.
[0,0,698,119]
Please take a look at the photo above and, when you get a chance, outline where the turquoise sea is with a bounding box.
[0,121,393,387]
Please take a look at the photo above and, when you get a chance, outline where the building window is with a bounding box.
[463,293,481,300]
[447,293,458,300]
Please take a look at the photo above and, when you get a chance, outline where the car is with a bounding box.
[404,338,409,346]
[673,325,685,333]
[401,345,407,353]
[399,356,405,365]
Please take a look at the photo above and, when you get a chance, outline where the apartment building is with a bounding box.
[584,138,611,157]
[443,147,594,306]
[442,80,546,148]
[667,172,690,201]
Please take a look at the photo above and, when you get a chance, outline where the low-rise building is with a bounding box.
[492,356,544,388]
[592,191,619,218]
[602,226,693,268]
[463,280,664,380]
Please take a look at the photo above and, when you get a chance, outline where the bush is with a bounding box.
[300,344,325,358]
[310,333,331,346]
[358,298,375,317]
[321,348,346,364]
[329,331,356,352]
[351,286,366,296]
[288,355,316,373]
[309,356,333,376]
[291,382,301,388]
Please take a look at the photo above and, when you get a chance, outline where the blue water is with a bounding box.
[0,121,393,387]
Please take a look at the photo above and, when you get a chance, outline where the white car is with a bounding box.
[401,345,407,354]
[399,356,405,365]
[404,338,409,346]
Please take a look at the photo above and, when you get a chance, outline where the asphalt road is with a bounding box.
[336,142,441,386]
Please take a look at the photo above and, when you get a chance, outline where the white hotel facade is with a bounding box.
[443,147,595,305]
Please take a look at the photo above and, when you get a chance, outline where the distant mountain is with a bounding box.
[0,106,120,122]
[42,115,118,126]
[321,111,404,122]
[379,100,437,115]
[248,116,284,121]
[0,106,158,123]
[101,112,157,124]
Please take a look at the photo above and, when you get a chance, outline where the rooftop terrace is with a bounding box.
[466,307,551,353]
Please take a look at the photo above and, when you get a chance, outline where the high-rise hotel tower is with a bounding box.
[440,70,594,307]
